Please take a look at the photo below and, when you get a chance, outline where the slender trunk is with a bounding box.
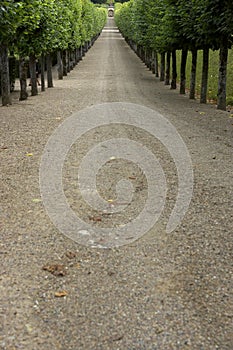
[200,47,209,103]
[145,48,148,67]
[145,48,151,69]
[75,48,78,64]
[170,50,177,89]
[155,52,159,77]
[70,50,74,69]
[57,50,63,79]
[217,37,228,111]
[9,55,16,92]
[82,45,86,57]
[79,46,83,61]
[165,51,171,85]
[137,46,140,58]
[160,52,165,82]
[47,53,53,88]
[62,50,68,76]
[148,49,152,70]
[29,54,38,96]
[144,48,147,66]
[189,48,197,99]
[40,54,45,92]
[67,51,71,73]
[180,49,188,94]
[19,57,28,101]
[0,43,12,105]
[77,48,80,63]
[151,51,155,74]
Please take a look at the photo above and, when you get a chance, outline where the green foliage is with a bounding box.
[80,0,107,44]
[0,1,22,44]
[0,0,107,55]
[115,0,233,51]
[115,1,134,40]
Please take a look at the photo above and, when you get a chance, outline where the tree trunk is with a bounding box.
[0,43,12,105]
[57,50,63,79]
[189,48,197,99]
[170,50,177,89]
[180,48,188,94]
[47,53,53,88]
[82,45,86,57]
[160,52,165,81]
[146,49,152,69]
[79,46,83,61]
[200,47,209,103]
[19,57,28,101]
[40,54,45,92]
[29,54,38,96]
[155,52,159,77]
[67,51,71,73]
[145,48,148,68]
[9,55,16,92]
[70,50,74,69]
[74,48,78,64]
[165,51,171,85]
[151,51,155,74]
[62,50,68,76]
[217,38,228,111]
[137,45,141,59]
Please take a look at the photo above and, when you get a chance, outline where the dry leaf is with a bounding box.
[42,264,67,276]
[129,176,136,180]
[89,216,102,222]
[54,290,68,297]
[111,334,124,342]
[32,198,42,203]
[65,251,76,259]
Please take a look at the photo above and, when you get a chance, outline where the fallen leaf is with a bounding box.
[129,176,136,180]
[32,198,42,203]
[199,112,205,115]
[25,323,34,333]
[89,216,102,222]
[26,153,33,157]
[42,264,67,277]
[65,251,76,259]
[111,334,124,342]
[0,146,8,150]
[54,290,68,297]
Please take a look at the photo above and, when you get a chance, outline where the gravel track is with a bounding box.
[0,18,232,350]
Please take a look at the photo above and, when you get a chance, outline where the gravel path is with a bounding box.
[1,18,232,350]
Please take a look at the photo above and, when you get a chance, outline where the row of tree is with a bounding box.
[0,0,107,106]
[115,0,233,110]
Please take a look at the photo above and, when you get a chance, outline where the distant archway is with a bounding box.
[108,7,114,17]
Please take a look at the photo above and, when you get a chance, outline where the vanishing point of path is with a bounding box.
[1,18,232,349]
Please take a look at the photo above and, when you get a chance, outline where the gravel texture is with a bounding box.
[0,18,233,349]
